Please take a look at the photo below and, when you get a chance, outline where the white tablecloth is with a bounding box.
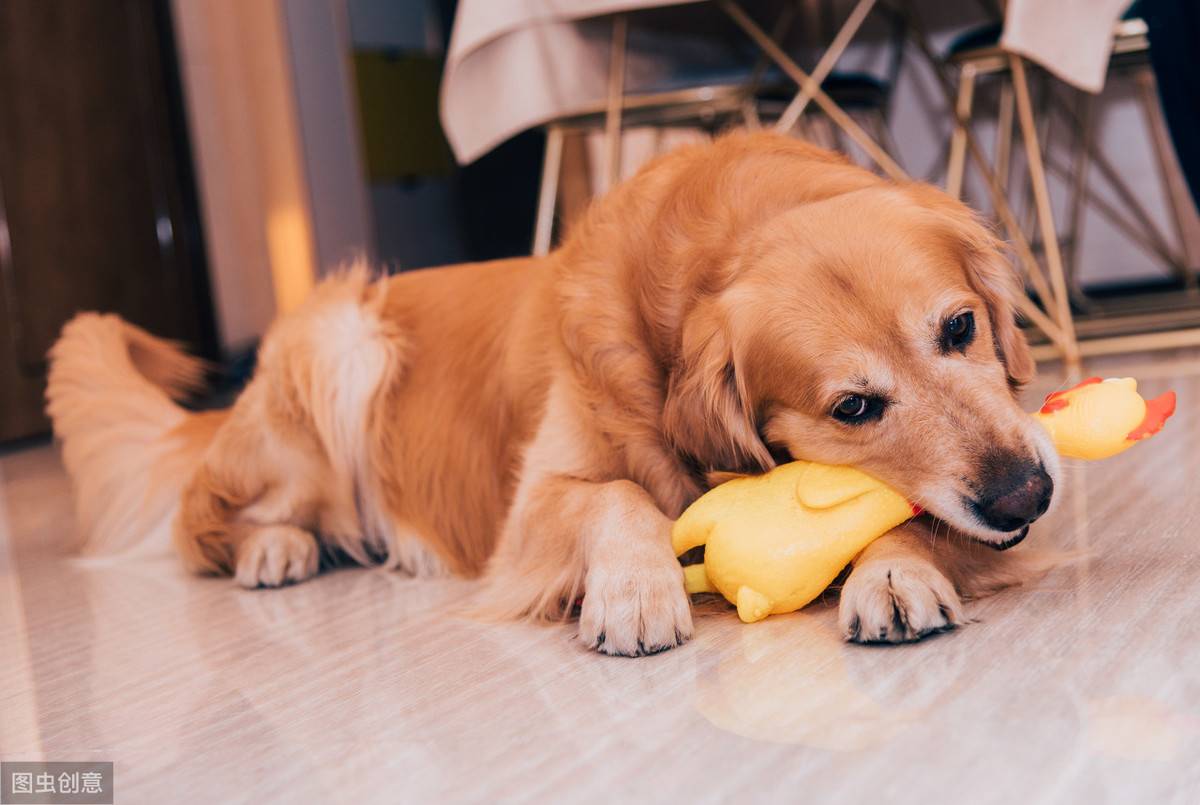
[440,0,702,164]
[441,0,1137,164]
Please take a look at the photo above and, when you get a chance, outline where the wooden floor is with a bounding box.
[4,349,1200,803]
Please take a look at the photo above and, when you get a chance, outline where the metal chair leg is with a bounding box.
[1017,72,1053,245]
[1064,90,1094,309]
[946,63,976,200]
[1011,55,1079,365]
[603,13,628,193]
[869,112,903,171]
[817,116,837,150]
[533,126,565,256]
[831,115,848,162]
[994,81,1014,194]
[740,97,762,130]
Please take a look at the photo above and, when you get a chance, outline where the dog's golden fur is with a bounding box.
[47,133,1058,654]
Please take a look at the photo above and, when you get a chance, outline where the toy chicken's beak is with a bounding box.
[1126,391,1176,442]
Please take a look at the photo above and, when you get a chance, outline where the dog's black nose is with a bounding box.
[973,462,1053,533]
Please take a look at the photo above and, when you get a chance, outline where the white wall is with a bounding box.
[171,0,288,350]
[282,0,375,273]
[171,0,373,351]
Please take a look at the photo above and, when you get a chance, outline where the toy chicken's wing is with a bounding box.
[795,464,888,509]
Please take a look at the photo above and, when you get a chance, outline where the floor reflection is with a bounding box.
[691,613,970,750]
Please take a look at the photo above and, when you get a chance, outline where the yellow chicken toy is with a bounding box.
[1031,376,1175,460]
[673,377,1175,622]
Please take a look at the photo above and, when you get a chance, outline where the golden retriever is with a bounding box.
[46,132,1058,655]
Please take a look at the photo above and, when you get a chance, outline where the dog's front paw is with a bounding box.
[839,558,965,643]
[578,561,693,657]
[235,525,320,588]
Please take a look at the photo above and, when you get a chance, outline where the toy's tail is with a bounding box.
[1127,390,1175,441]
[45,313,222,557]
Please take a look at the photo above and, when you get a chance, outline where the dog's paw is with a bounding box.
[839,558,965,644]
[235,525,320,589]
[578,561,693,657]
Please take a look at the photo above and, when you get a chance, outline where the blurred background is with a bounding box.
[0,0,1197,442]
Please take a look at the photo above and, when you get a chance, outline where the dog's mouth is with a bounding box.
[983,524,1030,551]
[912,489,1045,552]
[945,501,1039,551]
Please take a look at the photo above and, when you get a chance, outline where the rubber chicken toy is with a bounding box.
[1032,376,1175,460]
[673,377,1176,623]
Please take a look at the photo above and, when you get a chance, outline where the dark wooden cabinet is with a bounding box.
[0,0,215,442]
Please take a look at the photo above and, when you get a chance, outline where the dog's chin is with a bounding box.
[978,524,1030,551]
[925,513,1031,551]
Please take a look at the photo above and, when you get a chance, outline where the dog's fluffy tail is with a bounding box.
[45,313,222,557]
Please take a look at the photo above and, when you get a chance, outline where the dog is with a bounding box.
[46,132,1058,655]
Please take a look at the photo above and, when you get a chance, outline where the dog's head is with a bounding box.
[662,180,1057,549]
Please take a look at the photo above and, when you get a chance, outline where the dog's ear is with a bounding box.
[662,301,773,474]
[911,184,1036,389]
[965,244,1036,389]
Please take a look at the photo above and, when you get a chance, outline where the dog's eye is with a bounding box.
[832,394,885,424]
[941,311,975,352]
